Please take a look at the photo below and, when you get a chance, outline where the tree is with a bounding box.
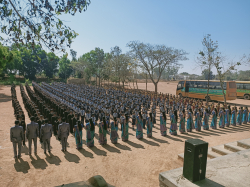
[214,54,247,104]
[70,49,77,77]
[70,57,88,79]
[76,48,104,86]
[102,53,114,85]
[197,34,218,102]
[59,54,72,80]
[237,70,250,81]
[20,45,39,80]
[3,44,23,75]
[180,72,189,76]
[201,69,215,80]
[94,47,105,86]
[110,46,123,86]
[70,49,77,61]
[165,65,181,80]
[46,52,59,78]
[0,43,14,74]
[0,0,90,52]
[118,53,133,88]
[127,41,188,92]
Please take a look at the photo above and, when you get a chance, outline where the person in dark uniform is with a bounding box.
[11,120,23,158]
[80,107,85,127]
[64,108,69,123]
[71,113,78,133]
[55,116,62,139]
[19,120,26,146]
[37,115,44,143]
[67,110,73,132]
[51,113,58,135]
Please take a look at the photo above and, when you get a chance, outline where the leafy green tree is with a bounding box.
[0,0,90,52]
[59,54,72,79]
[3,44,23,75]
[45,52,59,78]
[0,43,13,74]
[76,48,104,86]
[20,45,39,80]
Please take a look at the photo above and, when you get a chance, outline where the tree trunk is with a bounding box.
[220,80,227,105]
[206,64,211,104]
[123,81,124,88]
[146,73,147,91]
[95,76,97,86]
[119,78,120,87]
[154,82,158,93]
[99,76,101,87]
[136,80,138,89]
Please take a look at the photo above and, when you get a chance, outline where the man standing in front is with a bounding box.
[10,120,23,158]
[26,116,39,155]
[58,117,70,152]
[40,119,53,154]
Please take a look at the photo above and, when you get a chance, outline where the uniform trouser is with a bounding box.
[61,137,68,151]
[53,125,57,135]
[13,141,22,157]
[81,116,85,126]
[23,132,25,145]
[28,138,37,154]
[43,138,51,152]
[143,119,146,128]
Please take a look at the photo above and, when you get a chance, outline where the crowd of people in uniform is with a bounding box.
[10,82,250,158]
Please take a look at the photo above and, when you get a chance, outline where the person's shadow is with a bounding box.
[64,151,80,163]
[14,158,30,173]
[90,146,107,156]
[45,153,61,166]
[102,144,121,153]
[125,140,145,149]
[151,136,170,144]
[78,148,94,158]
[114,143,132,151]
[21,145,29,155]
[30,155,48,170]
[139,138,160,146]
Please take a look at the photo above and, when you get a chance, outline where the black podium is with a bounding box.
[183,139,208,182]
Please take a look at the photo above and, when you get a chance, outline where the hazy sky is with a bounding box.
[48,0,250,75]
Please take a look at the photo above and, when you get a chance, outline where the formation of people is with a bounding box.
[10,82,250,158]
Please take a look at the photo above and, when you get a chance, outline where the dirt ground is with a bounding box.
[0,84,250,187]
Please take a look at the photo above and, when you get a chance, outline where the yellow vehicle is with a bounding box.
[235,81,250,100]
[176,80,237,101]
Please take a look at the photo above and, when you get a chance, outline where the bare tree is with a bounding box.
[127,41,188,93]
[214,54,247,104]
[196,34,218,103]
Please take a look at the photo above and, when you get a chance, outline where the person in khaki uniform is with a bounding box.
[40,119,53,154]
[26,116,39,155]
[10,120,23,158]
[58,117,70,152]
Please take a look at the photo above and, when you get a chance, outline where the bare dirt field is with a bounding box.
[0,84,250,187]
